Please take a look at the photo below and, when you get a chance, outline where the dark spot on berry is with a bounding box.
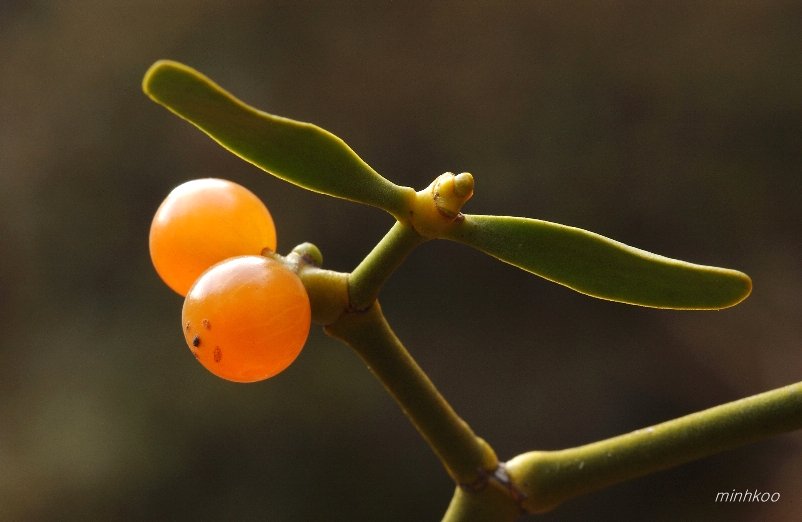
[213,346,222,363]
[192,335,201,348]
[185,321,191,331]
[202,319,211,330]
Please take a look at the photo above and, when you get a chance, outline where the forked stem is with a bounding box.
[442,483,522,522]
[325,303,498,486]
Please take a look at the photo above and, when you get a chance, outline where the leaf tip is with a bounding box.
[707,268,752,310]
[730,270,753,306]
[143,59,172,96]
[142,59,202,101]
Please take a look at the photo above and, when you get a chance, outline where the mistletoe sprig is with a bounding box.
[143,60,798,521]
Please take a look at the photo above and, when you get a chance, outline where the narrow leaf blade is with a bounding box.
[444,214,752,309]
[142,60,410,216]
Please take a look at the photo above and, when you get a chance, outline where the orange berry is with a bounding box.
[182,255,311,382]
[150,178,277,296]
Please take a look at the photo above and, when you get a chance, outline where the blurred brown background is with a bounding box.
[1,1,800,520]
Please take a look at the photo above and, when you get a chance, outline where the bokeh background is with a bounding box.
[2,1,800,520]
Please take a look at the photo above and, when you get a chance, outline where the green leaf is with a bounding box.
[142,60,412,217]
[443,214,752,309]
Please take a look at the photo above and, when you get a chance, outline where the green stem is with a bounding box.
[442,479,523,522]
[325,303,498,486]
[506,381,802,513]
[348,221,426,310]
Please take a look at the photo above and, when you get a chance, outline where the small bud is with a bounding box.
[432,172,474,218]
[453,172,474,198]
[291,242,324,267]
